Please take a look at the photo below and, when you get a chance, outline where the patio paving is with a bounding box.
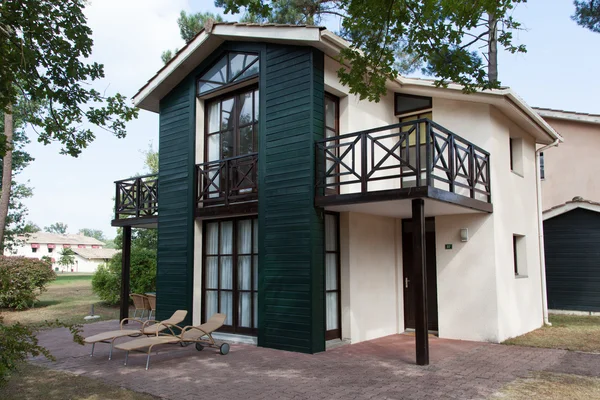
[29,320,588,400]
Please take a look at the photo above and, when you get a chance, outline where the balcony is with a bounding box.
[196,152,259,218]
[112,174,158,228]
[315,119,492,214]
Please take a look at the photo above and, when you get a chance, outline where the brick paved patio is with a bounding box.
[29,320,589,400]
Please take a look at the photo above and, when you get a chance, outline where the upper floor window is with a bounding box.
[197,52,259,96]
[395,93,432,116]
[509,137,524,176]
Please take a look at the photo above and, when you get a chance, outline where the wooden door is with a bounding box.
[402,218,439,331]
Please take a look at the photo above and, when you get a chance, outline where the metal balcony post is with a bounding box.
[361,133,368,193]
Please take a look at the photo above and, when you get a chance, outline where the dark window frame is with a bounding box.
[394,93,432,116]
[513,235,519,276]
[196,51,260,97]
[324,93,340,195]
[509,138,515,171]
[201,216,258,336]
[540,152,545,180]
[203,84,260,163]
[324,211,342,341]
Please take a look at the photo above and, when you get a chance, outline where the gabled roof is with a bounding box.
[133,23,562,145]
[534,107,600,125]
[20,232,105,246]
[72,247,119,260]
[543,197,600,220]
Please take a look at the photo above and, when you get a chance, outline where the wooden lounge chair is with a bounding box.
[83,310,187,359]
[114,313,229,370]
[131,294,151,319]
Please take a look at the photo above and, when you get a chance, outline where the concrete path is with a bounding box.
[30,320,588,400]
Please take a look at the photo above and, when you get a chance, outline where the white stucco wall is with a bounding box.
[341,212,402,343]
[7,244,107,273]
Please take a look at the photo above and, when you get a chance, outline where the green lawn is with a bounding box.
[0,273,128,328]
[503,314,600,353]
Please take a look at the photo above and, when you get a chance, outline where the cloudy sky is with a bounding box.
[15,0,600,238]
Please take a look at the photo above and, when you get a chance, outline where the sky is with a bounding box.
[15,0,600,239]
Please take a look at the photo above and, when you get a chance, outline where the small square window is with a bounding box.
[32,248,37,253]
[513,234,527,277]
[540,152,545,180]
[48,247,54,253]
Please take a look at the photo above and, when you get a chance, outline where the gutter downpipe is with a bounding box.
[536,139,560,326]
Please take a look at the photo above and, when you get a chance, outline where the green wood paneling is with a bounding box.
[258,45,325,354]
[156,78,196,326]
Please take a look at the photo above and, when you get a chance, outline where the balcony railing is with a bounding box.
[196,152,258,207]
[315,119,491,203]
[114,174,158,220]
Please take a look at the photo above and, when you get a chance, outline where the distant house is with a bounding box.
[535,108,600,312]
[5,232,119,273]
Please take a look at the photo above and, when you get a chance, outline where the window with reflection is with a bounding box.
[197,52,259,96]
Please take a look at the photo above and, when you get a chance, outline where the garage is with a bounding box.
[544,203,600,312]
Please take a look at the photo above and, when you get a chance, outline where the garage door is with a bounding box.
[544,208,600,312]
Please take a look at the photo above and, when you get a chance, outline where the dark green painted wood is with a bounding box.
[544,208,600,312]
[156,42,266,327]
[258,45,325,354]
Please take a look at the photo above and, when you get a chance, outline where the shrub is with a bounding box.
[0,256,56,310]
[0,316,84,387]
[92,248,156,305]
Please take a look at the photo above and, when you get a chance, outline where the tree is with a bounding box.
[44,222,68,235]
[573,0,600,33]
[141,144,159,174]
[218,0,527,101]
[78,228,106,242]
[161,11,225,64]
[22,222,40,234]
[0,0,138,247]
[57,247,75,272]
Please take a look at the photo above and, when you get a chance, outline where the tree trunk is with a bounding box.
[0,103,14,251]
[488,12,498,84]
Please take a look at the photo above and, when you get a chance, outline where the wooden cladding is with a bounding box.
[114,174,158,220]
[315,118,492,204]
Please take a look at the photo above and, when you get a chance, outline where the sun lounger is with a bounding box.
[83,310,187,359]
[114,313,228,370]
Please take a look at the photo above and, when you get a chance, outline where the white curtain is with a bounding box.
[326,293,338,330]
[220,221,233,254]
[206,291,218,321]
[220,292,232,326]
[206,257,218,289]
[325,214,337,252]
[239,292,251,327]
[237,220,252,254]
[206,223,219,255]
[326,254,337,291]
[208,102,220,134]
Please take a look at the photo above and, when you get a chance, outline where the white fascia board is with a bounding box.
[543,202,600,220]
[133,31,212,111]
[212,24,321,42]
[535,109,600,125]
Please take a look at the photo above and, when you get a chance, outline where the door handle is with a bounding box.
[405,277,410,288]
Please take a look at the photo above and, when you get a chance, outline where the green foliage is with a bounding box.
[92,248,156,305]
[0,0,139,156]
[21,222,40,234]
[44,222,67,234]
[141,144,159,174]
[573,1,600,33]
[77,228,106,242]
[232,0,328,24]
[161,11,224,64]
[0,316,84,388]
[57,247,75,270]
[0,256,55,310]
[218,0,527,100]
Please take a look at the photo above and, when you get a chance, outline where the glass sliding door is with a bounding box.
[325,212,341,340]
[203,217,258,335]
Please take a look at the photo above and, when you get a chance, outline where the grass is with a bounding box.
[0,274,126,328]
[503,314,600,353]
[491,372,600,400]
[0,364,158,400]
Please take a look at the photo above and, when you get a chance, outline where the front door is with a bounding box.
[402,218,438,331]
[325,212,341,340]
[203,217,258,335]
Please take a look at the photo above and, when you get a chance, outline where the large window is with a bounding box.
[399,112,432,188]
[204,218,258,334]
[197,52,259,96]
[325,212,341,340]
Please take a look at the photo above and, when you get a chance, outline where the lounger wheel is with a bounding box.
[219,343,230,355]
[180,342,191,347]
[195,343,204,351]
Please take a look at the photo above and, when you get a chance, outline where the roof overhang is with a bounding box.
[133,24,562,144]
[534,108,600,125]
[543,200,600,220]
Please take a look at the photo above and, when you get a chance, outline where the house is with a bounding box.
[6,232,118,273]
[535,108,600,313]
[112,23,562,364]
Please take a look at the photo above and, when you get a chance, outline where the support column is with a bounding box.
[412,198,429,365]
[120,226,132,323]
